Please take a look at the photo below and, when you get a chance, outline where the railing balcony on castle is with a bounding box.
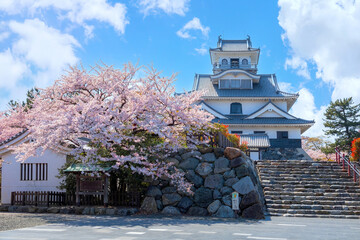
[335,147,360,185]
[213,63,257,71]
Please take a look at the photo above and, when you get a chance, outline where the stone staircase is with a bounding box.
[257,160,360,219]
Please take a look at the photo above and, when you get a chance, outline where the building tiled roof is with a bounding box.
[194,74,298,98]
[212,116,314,125]
[0,129,28,147]
[239,134,270,148]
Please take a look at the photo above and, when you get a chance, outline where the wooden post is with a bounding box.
[342,154,345,170]
[22,192,26,206]
[76,174,80,206]
[35,192,38,206]
[103,175,109,207]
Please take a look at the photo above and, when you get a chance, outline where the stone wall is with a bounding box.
[140,147,265,219]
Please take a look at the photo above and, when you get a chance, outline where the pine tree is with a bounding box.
[323,97,360,152]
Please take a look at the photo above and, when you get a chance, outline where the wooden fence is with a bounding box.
[11,190,143,207]
[216,132,237,148]
[11,191,66,207]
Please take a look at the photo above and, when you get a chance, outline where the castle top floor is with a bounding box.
[210,36,260,74]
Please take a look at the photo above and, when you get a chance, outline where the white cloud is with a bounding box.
[284,56,310,79]
[0,19,80,109]
[278,0,360,103]
[278,81,294,93]
[0,0,129,34]
[138,0,190,16]
[289,88,327,137]
[195,43,207,55]
[0,31,10,42]
[177,17,210,39]
[0,49,28,90]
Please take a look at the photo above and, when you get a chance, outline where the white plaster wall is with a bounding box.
[1,149,66,204]
[228,126,301,139]
[205,100,287,115]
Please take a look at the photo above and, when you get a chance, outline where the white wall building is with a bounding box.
[194,36,314,160]
[0,130,67,204]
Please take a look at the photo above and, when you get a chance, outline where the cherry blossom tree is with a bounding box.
[0,63,212,192]
[302,136,335,161]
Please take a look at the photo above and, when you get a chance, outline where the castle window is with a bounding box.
[219,79,252,89]
[230,103,242,114]
[221,59,228,66]
[277,131,288,139]
[242,59,249,65]
[240,79,252,89]
[230,58,239,68]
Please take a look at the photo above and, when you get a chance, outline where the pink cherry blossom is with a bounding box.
[0,63,212,193]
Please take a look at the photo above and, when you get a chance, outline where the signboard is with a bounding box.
[80,178,103,192]
[232,192,239,210]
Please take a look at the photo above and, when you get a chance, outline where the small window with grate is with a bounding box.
[20,163,48,181]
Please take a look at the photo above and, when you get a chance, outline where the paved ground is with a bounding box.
[0,213,360,240]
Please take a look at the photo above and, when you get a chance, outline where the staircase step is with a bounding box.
[266,199,360,206]
[257,159,360,218]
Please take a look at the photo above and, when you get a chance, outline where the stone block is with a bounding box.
[185,170,204,188]
[162,206,181,215]
[195,162,213,177]
[187,206,208,216]
[242,203,264,219]
[162,193,181,206]
[207,200,221,214]
[204,174,224,189]
[177,197,193,213]
[214,205,235,218]
[232,176,255,195]
[223,169,236,179]
[214,157,230,174]
[201,153,216,162]
[181,151,201,160]
[224,147,242,160]
[179,157,199,170]
[240,190,260,210]
[140,196,158,214]
[214,148,225,158]
[194,187,213,208]
[235,165,250,179]
[146,186,162,199]
[230,157,246,168]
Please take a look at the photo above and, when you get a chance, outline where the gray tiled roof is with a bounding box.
[212,116,314,125]
[0,129,28,147]
[239,134,270,148]
[194,74,298,98]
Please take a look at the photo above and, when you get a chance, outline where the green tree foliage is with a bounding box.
[8,88,40,111]
[323,97,360,152]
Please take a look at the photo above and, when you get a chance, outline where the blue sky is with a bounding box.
[0,0,359,137]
